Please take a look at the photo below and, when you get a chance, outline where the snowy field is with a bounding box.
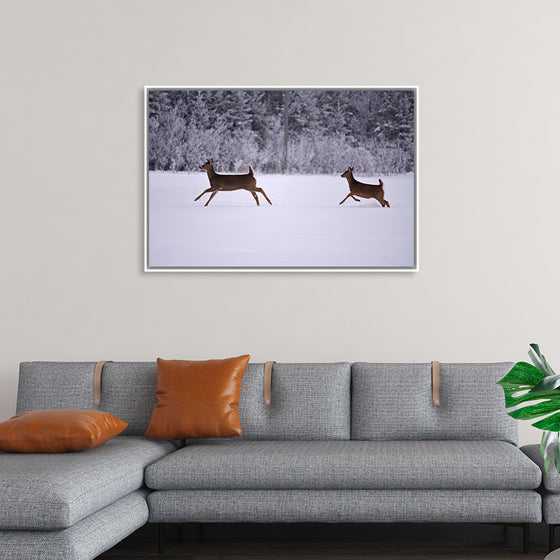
[147,172,416,269]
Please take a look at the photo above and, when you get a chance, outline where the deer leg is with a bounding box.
[339,193,355,205]
[383,200,390,208]
[250,191,260,206]
[194,188,213,202]
[204,191,219,206]
[350,195,360,202]
[256,188,272,205]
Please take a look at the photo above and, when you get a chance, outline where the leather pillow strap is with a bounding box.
[264,361,276,406]
[431,360,440,406]
[93,361,113,406]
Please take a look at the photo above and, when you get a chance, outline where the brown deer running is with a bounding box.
[339,167,390,207]
[195,159,272,206]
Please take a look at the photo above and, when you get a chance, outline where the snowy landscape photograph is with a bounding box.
[145,87,417,270]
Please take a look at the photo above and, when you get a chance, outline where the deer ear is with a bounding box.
[209,158,214,163]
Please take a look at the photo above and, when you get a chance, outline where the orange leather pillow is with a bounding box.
[0,409,127,453]
[145,355,250,439]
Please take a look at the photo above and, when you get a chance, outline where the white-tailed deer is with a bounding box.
[339,167,390,207]
[195,159,272,206]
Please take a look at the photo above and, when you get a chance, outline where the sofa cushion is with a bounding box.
[351,362,518,444]
[0,409,127,453]
[145,356,250,439]
[522,444,560,493]
[0,490,149,560]
[145,440,541,491]
[0,436,177,530]
[17,362,95,412]
[17,362,159,436]
[236,362,351,440]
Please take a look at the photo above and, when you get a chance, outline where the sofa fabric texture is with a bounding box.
[543,494,560,524]
[522,444,560,493]
[148,489,541,524]
[235,362,351,440]
[146,439,541,491]
[0,436,176,530]
[97,362,158,435]
[351,362,518,444]
[0,490,149,560]
[17,362,95,413]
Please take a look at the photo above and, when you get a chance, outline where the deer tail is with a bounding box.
[248,165,254,176]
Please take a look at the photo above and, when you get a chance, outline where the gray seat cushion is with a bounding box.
[0,436,177,530]
[0,490,148,560]
[145,440,541,491]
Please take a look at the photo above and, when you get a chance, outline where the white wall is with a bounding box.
[0,0,558,445]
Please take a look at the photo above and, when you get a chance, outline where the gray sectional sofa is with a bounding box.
[0,361,545,559]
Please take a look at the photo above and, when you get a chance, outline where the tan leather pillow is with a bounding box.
[0,409,128,453]
[145,355,250,439]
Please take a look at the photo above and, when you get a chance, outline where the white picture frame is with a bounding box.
[144,86,418,272]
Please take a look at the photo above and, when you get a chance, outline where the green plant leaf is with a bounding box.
[529,347,547,374]
[530,343,556,376]
[530,374,560,393]
[497,362,546,388]
[498,346,560,473]
[507,400,560,420]
[554,438,560,471]
[533,412,560,431]
[541,431,560,472]
[542,431,556,457]
[501,386,560,408]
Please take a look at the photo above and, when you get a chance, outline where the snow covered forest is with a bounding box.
[147,89,415,175]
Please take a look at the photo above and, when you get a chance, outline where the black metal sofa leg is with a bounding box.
[551,524,558,553]
[158,523,165,554]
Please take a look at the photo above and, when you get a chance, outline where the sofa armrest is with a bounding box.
[522,444,560,493]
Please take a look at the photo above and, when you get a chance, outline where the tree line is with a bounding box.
[148,89,415,175]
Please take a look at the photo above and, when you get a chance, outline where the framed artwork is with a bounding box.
[144,86,418,271]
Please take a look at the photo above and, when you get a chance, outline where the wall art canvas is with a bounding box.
[145,87,417,271]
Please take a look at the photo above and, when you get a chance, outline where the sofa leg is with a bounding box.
[550,524,557,553]
[523,523,529,554]
[158,523,165,554]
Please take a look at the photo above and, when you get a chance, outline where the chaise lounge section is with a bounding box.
[0,362,177,560]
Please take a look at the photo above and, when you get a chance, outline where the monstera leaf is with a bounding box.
[497,344,560,471]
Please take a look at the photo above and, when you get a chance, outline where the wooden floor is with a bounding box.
[99,522,552,559]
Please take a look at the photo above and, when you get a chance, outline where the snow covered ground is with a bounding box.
[147,172,416,269]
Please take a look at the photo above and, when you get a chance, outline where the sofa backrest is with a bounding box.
[238,362,351,440]
[351,362,518,445]
[17,362,158,436]
[16,361,352,439]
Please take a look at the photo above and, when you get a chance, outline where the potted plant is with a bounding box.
[498,344,560,472]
